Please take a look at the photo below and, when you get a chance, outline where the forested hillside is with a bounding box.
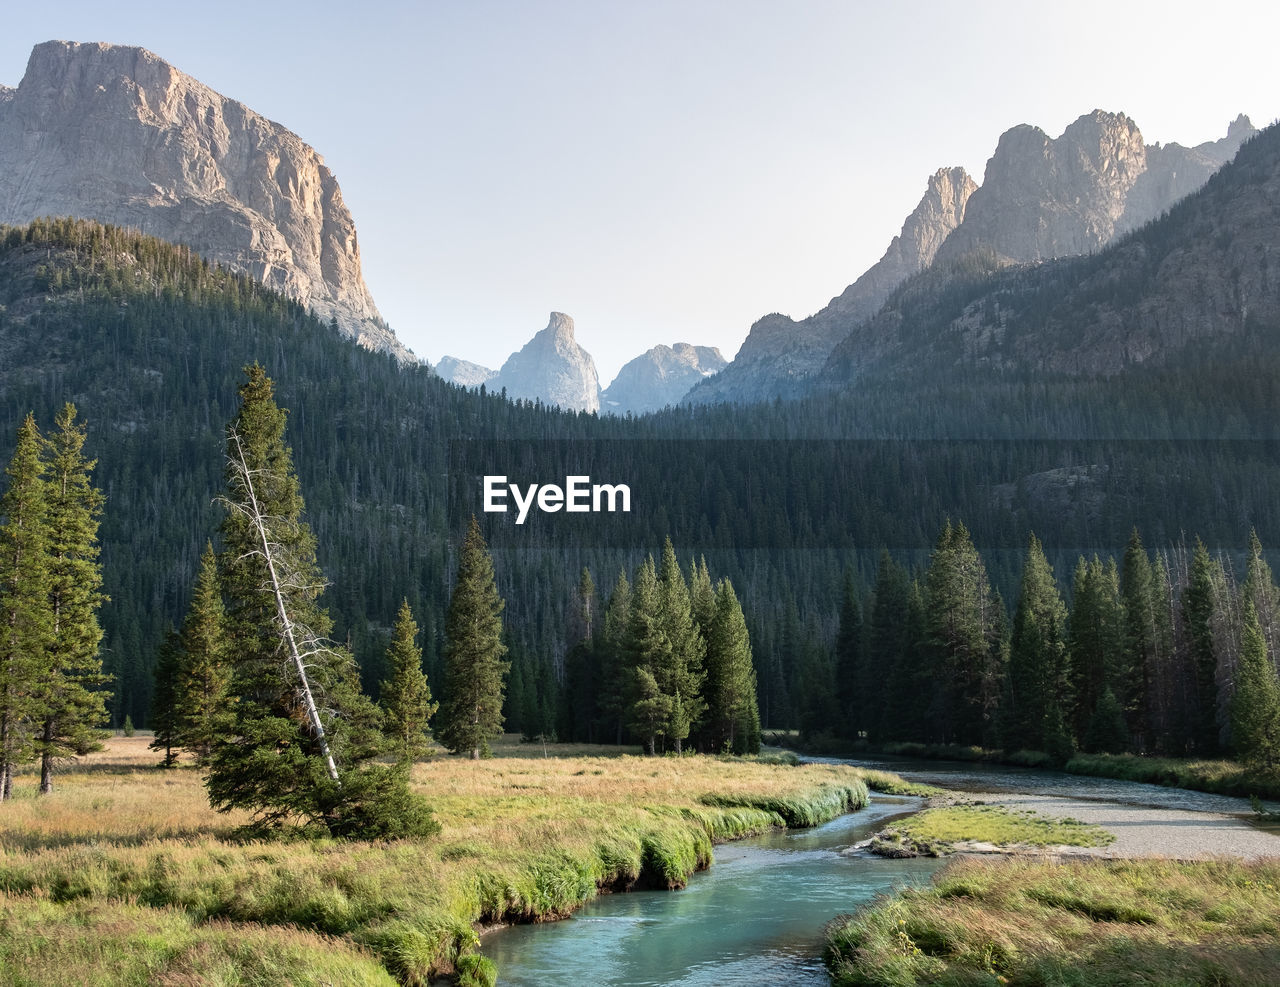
[2,116,1280,746]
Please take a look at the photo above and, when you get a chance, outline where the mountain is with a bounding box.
[491,312,601,412]
[819,122,1280,384]
[0,40,411,361]
[601,342,727,415]
[686,167,976,404]
[688,111,1256,405]
[435,355,497,388]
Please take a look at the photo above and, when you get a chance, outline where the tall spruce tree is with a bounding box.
[380,599,437,764]
[1069,556,1125,747]
[922,520,999,745]
[438,517,509,759]
[833,571,863,740]
[598,568,632,744]
[1120,529,1157,745]
[625,556,671,755]
[36,403,109,793]
[1182,539,1224,753]
[165,543,230,765]
[149,628,183,768]
[703,578,760,753]
[1003,534,1072,759]
[207,366,430,837]
[656,538,705,753]
[0,415,52,799]
[1230,599,1280,770]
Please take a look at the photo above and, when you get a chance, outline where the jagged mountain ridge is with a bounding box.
[687,111,1257,406]
[435,355,497,389]
[0,40,412,361]
[601,342,727,415]
[818,122,1280,385]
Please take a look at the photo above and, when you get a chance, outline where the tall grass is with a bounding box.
[0,737,893,984]
[826,857,1280,986]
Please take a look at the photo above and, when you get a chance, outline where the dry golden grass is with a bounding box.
[0,735,882,985]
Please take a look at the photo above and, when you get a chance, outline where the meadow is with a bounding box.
[0,736,882,985]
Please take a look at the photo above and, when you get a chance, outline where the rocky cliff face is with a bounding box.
[819,121,1280,384]
[685,167,977,405]
[435,355,497,388]
[492,312,600,412]
[0,41,411,360]
[690,111,1255,407]
[601,342,726,415]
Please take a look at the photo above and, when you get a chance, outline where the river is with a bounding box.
[482,756,1277,984]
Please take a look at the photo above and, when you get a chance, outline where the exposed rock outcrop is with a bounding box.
[491,312,600,413]
[435,355,497,389]
[601,342,726,415]
[685,167,976,404]
[0,41,411,360]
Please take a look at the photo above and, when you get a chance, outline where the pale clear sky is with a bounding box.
[3,1,1277,384]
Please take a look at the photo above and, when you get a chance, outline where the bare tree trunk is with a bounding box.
[228,432,340,785]
[39,718,54,794]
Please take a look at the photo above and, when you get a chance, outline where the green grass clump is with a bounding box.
[700,780,869,827]
[826,857,1280,986]
[869,804,1114,857]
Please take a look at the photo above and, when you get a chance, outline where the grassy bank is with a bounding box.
[0,737,882,985]
[867,804,1115,858]
[825,856,1280,985]
[796,734,1280,803]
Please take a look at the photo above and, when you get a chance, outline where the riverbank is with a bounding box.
[0,736,895,985]
[826,856,1280,986]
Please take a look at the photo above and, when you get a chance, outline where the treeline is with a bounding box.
[819,520,1280,767]
[543,543,760,754]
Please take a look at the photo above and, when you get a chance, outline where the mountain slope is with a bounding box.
[602,342,726,415]
[820,123,1280,385]
[491,312,600,412]
[0,40,410,360]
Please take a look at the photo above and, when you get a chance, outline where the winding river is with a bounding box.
[483,757,1279,984]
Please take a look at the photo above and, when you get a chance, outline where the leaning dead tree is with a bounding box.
[222,429,340,784]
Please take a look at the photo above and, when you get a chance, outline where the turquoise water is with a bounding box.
[483,796,941,985]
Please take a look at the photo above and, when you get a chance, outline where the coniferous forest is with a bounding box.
[3,135,1280,766]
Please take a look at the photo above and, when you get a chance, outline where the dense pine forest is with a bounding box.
[2,124,1280,758]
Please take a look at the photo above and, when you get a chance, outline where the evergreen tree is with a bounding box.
[438,517,509,759]
[1243,531,1280,668]
[625,556,671,754]
[923,520,999,745]
[207,366,430,837]
[597,568,632,744]
[656,538,705,753]
[832,571,863,740]
[869,552,919,743]
[1068,556,1124,745]
[35,404,109,793]
[149,628,183,768]
[1003,534,1072,759]
[380,599,437,764]
[1182,539,1221,753]
[167,543,231,765]
[1120,529,1157,745]
[1230,600,1280,770]
[702,579,760,753]
[1083,687,1129,755]
[0,415,51,799]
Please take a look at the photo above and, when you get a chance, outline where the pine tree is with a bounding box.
[1003,534,1072,759]
[35,403,109,793]
[1120,529,1157,745]
[149,628,183,768]
[703,579,760,753]
[833,571,863,740]
[597,568,632,744]
[0,414,52,799]
[380,599,437,764]
[1182,539,1221,753]
[1230,600,1280,770]
[207,366,430,837]
[625,556,671,754]
[1068,556,1124,745]
[656,538,705,753]
[438,517,509,759]
[167,543,230,765]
